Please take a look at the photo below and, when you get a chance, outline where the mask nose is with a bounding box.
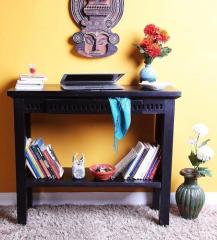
[92,41,97,51]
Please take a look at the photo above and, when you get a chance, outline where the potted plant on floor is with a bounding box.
[176,123,215,219]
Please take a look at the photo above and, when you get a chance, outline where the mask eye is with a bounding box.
[98,38,108,45]
[84,36,94,45]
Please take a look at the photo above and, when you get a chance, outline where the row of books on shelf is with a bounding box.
[112,141,161,181]
[15,74,47,90]
[25,138,64,179]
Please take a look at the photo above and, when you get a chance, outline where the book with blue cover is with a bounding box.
[128,147,149,179]
[25,138,64,179]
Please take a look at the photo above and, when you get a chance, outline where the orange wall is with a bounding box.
[0,0,216,192]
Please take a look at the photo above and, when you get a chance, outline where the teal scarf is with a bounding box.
[109,98,131,153]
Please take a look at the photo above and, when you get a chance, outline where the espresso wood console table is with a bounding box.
[7,85,181,225]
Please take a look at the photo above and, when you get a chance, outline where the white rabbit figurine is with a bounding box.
[72,153,85,179]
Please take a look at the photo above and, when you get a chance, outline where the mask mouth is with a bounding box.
[90,51,105,56]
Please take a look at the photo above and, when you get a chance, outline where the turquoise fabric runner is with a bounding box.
[109,98,131,153]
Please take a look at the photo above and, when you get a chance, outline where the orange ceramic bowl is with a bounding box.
[89,164,115,181]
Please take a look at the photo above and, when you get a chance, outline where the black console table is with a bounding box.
[7,85,181,225]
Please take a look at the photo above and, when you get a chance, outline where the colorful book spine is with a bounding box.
[25,151,40,179]
[133,144,155,180]
[149,156,161,180]
[26,160,37,179]
[123,141,145,180]
[25,137,64,179]
[35,138,62,179]
[28,146,47,178]
[31,145,54,179]
[140,145,160,179]
[34,138,57,179]
[129,148,149,179]
[111,148,137,180]
[25,147,45,178]
[47,145,64,178]
[30,145,51,179]
[144,150,161,180]
[35,145,56,179]
[42,148,61,179]
[34,138,61,179]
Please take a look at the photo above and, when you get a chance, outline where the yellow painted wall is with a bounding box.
[0,0,216,192]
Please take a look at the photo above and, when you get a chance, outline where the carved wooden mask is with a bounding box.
[71,0,124,58]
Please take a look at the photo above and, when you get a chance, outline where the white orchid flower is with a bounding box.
[192,123,208,137]
[197,145,214,162]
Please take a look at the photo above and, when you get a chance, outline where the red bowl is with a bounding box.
[89,164,115,181]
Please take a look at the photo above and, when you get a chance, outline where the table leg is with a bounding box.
[157,100,175,225]
[14,99,27,225]
[152,115,162,211]
[25,114,33,209]
[152,189,160,210]
[27,187,33,208]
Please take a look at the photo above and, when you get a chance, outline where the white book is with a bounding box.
[140,144,160,179]
[111,148,137,180]
[20,74,47,80]
[123,141,145,180]
[15,83,44,90]
[20,77,47,82]
[133,144,156,180]
[26,137,32,147]
[26,161,37,179]
[17,79,44,85]
[47,144,64,178]
[25,138,37,179]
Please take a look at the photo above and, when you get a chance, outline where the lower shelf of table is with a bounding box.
[26,168,161,189]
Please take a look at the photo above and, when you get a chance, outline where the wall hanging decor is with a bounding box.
[71,0,124,58]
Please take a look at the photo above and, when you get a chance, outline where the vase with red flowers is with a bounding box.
[136,24,172,83]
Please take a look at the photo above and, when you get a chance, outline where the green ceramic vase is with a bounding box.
[175,168,205,219]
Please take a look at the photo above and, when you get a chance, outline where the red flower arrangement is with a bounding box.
[136,24,171,64]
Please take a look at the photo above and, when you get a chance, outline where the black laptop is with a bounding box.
[60,73,124,90]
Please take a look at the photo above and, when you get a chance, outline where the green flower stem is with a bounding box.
[144,57,153,65]
[194,133,200,155]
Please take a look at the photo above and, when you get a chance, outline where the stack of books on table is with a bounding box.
[112,141,161,181]
[15,74,47,90]
[25,138,64,179]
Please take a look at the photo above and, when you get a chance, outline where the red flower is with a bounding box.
[146,43,161,58]
[140,37,153,49]
[157,30,170,43]
[136,24,171,63]
[144,24,159,36]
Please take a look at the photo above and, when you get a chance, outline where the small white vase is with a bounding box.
[140,64,157,83]
[72,153,85,179]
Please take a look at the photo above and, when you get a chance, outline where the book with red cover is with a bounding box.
[31,138,64,179]
[144,149,161,180]
[33,138,61,179]
[26,144,45,178]
[35,144,57,179]
[30,145,53,179]
[42,148,61,179]
[29,145,48,178]
[46,145,64,178]
[149,156,161,180]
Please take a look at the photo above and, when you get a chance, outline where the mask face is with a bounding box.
[75,32,118,58]
[81,33,109,57]
[71,0,124,58]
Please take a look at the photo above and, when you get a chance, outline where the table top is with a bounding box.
[7,84,181,99]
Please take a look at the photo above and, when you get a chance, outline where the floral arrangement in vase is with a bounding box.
[136,24,172,83]
[175,123,214,220]
[137,24,171,64]
[188,123,214,177]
